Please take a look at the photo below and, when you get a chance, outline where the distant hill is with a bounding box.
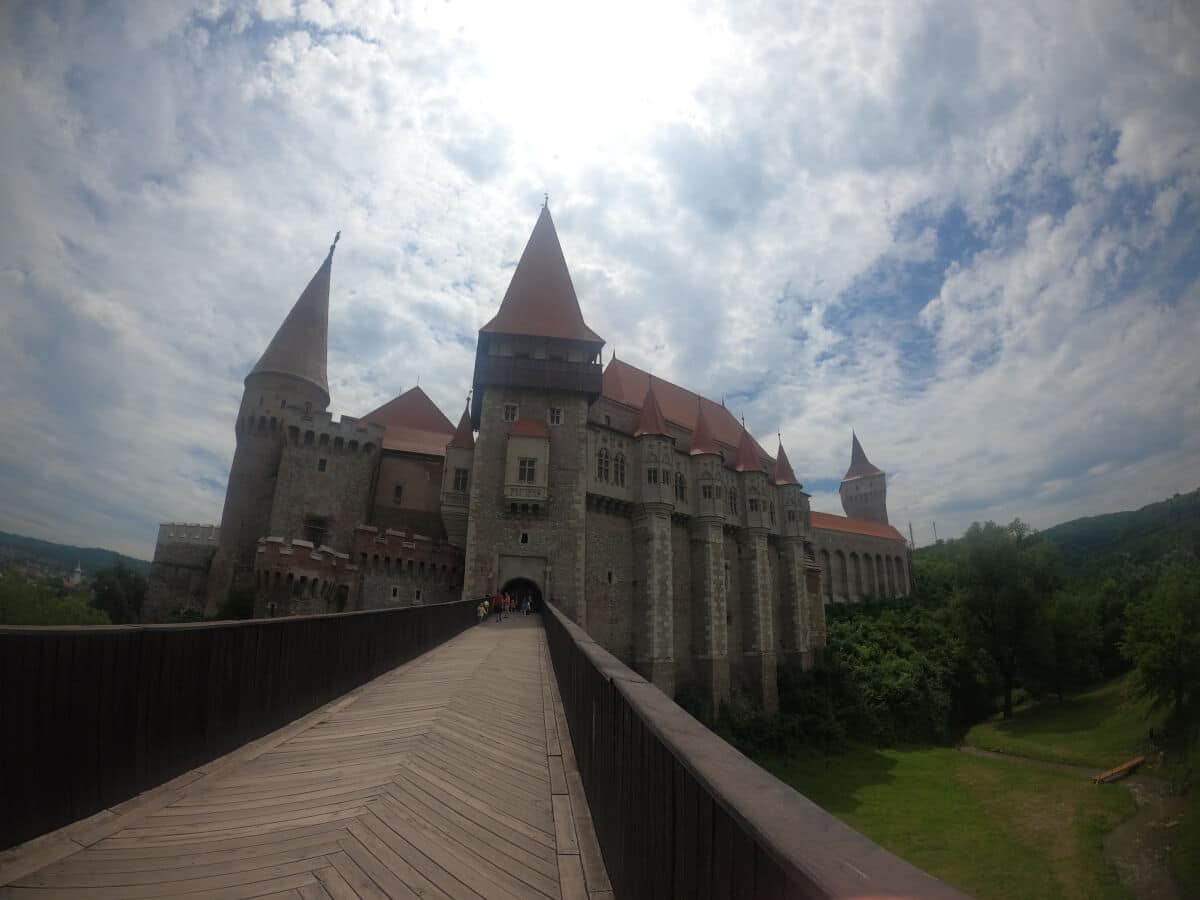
[0,531,150,577]
[1037,487,1200,569]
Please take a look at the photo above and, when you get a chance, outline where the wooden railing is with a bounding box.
[0,599,477,851]
[541,602,971,900]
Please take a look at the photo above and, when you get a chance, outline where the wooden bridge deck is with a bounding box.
[0,616,611,900]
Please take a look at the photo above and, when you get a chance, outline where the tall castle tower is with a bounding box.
[205,240,337,613]
[839,431,888,524]
[460,206,604,624]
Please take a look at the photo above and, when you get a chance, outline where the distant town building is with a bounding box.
[154,209,910,711]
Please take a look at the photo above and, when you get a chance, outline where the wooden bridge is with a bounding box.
[0,602,968,899]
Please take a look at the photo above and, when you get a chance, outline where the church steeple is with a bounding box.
[249,236,337,404]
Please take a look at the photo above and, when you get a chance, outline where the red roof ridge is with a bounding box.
[480,206,603,344]
[634,378,671,438]
[774,439,800,485]
[249,243,334,400]
[811,511,905,541]
[448,401,474,450]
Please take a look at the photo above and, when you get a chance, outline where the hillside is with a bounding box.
[1037,487,1200,568]
[0,530,150,577]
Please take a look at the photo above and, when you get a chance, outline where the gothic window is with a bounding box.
[317,458,327,472]
[614,453,626,486]
[414,589,423,602]
[548,407,563,425]
[702,483,714,499]
[647,467,658,485]
[675,472,687,501]
[453,468,469,492]
[520,531,529,545]
[729,488,738,513]
[518,457,537,482]
[787,509,797,522]
[597,447,610,482]
[503,404,518,422]
[748,498,760,513]
[391,586,399,599]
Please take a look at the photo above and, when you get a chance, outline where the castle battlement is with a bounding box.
[255,537,360,576]
[234,410,384,455]
[156,523,220,546]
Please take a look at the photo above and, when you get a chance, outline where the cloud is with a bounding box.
[0,0,1197,558]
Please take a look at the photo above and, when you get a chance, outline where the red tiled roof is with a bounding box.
[601,358,773,465]
[249,245,333,400]
[733,427,764,473]
[509,418,550,438]
[362,387,455,457]
[480,207,603,344]
[634,381,671,438]
[689,399,721,456]
[449,403,475,450]
[844,432,883,480]
[774,441,799,485]
[811,511,905,542]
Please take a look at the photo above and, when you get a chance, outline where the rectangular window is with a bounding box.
[548,407,562,425]
[453,468,469,492]
[317,458,327,472]
[518,457,536,482]
[787,510,797,522]
[414,589,422,602]
[647,468,658,485]
[503,404,518,422]
[391,586,399,599]
[749,498,760,512]
[303,517,328,545]
[702,484,714,499]
[393,484,403,504]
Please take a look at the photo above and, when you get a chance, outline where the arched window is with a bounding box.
[596,447,610,482]
[674,471,687,502]
[613,453,626,486]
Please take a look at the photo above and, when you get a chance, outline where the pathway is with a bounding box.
[0,616,611,900]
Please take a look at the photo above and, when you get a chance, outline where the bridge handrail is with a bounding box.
[542,601,970,899]
[0,598,478,852]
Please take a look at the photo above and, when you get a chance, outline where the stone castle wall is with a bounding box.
[145,523,220,621]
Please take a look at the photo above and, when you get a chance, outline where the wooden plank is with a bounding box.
[549,756,568,796]
[552,795,579,855]
[558,853,587,900]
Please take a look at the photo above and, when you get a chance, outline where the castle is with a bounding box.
[148,207,911,712]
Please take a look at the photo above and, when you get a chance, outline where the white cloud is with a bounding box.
[0,0,1197,557]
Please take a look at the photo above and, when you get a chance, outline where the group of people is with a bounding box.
[476,591,534,623]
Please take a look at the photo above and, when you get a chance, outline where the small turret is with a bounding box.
[690,399,726,521]
[775,438,811,538]
[636,379,676,508]
[441,399,475,547]
[734,426,770,530]
[839,431,888,524]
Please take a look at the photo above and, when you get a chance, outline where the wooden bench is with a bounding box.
[1093,755,1146,783]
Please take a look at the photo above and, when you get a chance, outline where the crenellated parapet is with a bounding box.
[252,536,358,617]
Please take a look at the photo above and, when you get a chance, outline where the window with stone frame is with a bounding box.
[393,484,403,504]
[748,497,760,512]
[303,516,328,546]
[548,407,563,425]
[596,447,610,482]
[518,457,537,482]
[647,467,658,485]
[613,452,626,486]
[769,502,776,524]
[503,403,518,422]
[317,457,328,472]
[675,471,687,501]
[702,483,714,499]
[453,467,469,492]
[729,488,737,513]
[787,509,797,522]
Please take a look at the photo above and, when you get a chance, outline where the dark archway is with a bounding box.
[500,577,542,611]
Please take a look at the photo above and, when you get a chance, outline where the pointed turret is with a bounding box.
[481,206,602,343]
[844,431,882,480]
[449,402,475,450]
[689,399,722,456]
[774,439,800,486]
[634,379,671,438]
[249,238,337,403]
[733,426,764,473]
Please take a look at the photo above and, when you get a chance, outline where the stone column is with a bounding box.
[739,528,778,714]
[633,504,675,696]
[805,565,827,667]
[689,517,730,713]
[778,536,810,670]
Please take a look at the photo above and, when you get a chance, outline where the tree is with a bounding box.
[1121,564,1200,720]
[1030,590,1102,703]
[955,520,1061,718]
[90,563,147,624]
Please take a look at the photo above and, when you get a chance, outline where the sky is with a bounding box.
[1,0,1198,560]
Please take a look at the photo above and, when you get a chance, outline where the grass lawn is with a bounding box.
[965,675,1167,770]
[762,745,1134,900]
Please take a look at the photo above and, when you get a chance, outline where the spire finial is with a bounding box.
[330,230,340,256]
[741,413,746,428]
[544,193,549,209]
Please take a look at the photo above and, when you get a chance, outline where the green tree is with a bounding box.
[0,569,111,625]
[1031,590,1102,703]
[955,519,1061,719]
[1120,564,1200,720]
[90,563,147,624]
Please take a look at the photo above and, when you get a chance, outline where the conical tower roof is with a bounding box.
[733,426,764,473]
[843,431,883,480]
[249,240,335,401]
[449,402,475,450]
[689,398,722,456]
[774,439,800,485]
[480,206,603,343]
[634,379,671,438]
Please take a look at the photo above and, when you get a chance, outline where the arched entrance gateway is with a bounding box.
[500,577,542,611]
